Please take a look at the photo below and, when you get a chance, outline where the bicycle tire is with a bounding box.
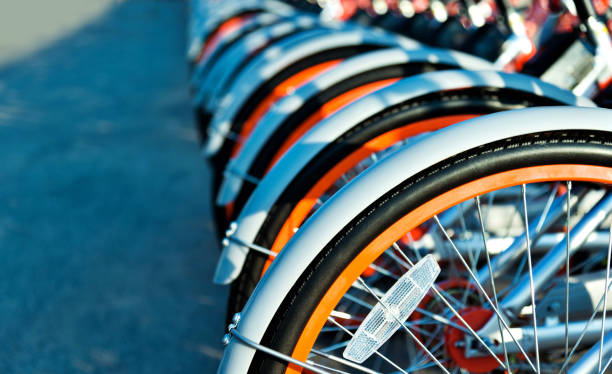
[250,128,612,374]
[226,87,564,321]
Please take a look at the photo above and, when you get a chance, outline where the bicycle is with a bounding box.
[218,106,612,374]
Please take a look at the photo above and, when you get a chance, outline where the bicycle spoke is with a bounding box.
[412,307,473,335]
[412,346,446,370]
[403,359,450,372]
[457,202,484,306]
[391,243,467,310]
[598,354,612,374]
[418,324,447,363]
[599,219,612,372]
[565,181,572,372]
[476,196,512,374]
[369,263,399,280]
[558,275,612,373]
[343,289,451,337]
[311,183,609,374]
[345,289,379,307]
[383,248,411,269]
[497,254,528,298]
[403,232,423,261]
[415,340,445,364]
[327,316,410,374]
[535,182,560,234]
[321,326,359,333]
[310,348,378,374]
[433,214,537,372]
[504,197,522,238]
[457,203,477,273]
[330,310,363,322]
[392,243,510,371]
[356,277,451,374]
[478,187,568,292]
[521,184,541,374]
[308,360,351,374]
[391,243,471,313]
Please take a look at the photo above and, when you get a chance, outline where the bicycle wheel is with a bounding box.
[219,107,612,374]
[204,27,418,168]
[191,11,285,87]
[188,0,292,64]
[193,16,322,141]
[226,85,566,321]
[215,48,492,223]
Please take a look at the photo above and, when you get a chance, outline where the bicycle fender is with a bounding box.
[203,28,422,156]
[188,0,293,62]
[213,70,594,286]
[198,21,405,111]
[190,12,285,90]
[215,47,494,206]
[192,14,317,93]
[195,16,324,111]
[217,106,612,374]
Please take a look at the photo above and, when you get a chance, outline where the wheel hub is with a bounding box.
[444,307,502,373]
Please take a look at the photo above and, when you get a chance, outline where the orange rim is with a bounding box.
[197,14,255,63]
[229,60,343,158]
[265,78,401,171]
[261,114,479,274]
[284,164,612,373]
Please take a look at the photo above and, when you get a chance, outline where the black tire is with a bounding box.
[197,23,327,143]
[212,58,460,238]
[226,87,565,322]
[209,43,387,237]
[223,60,460,222]
[249,129,612,374]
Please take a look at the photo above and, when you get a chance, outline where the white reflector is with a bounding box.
[343,254,440,363]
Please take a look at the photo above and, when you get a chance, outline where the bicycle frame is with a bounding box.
[215,47,494,206]
[480,318,612,354]
[213,70,593,285]
[429,189,612,360]
[217,107,612,374]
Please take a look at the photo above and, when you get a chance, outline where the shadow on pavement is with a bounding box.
[0,0,226,372]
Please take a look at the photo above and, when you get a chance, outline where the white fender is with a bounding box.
[189,1,266,59]
[215,47,494,206]
[213,70,594,285]
[203,28,422,156]
[217,106,612,374]
[190,12,285,90]
[192,14,316,91]
[195,16,324,109]
[187,0,294,62]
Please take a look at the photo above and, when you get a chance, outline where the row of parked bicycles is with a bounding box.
[187,0,612,372]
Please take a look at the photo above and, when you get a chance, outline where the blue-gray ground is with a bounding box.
[0,1,226,372]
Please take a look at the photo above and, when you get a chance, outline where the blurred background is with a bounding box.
[0,0,226,372]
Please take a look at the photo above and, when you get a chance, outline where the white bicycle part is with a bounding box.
[215,47,494,206]
[217,106,612,374]
[213,70,594,285]
[203,28,422,156]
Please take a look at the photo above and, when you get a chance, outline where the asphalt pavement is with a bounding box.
[0,1,227,372]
